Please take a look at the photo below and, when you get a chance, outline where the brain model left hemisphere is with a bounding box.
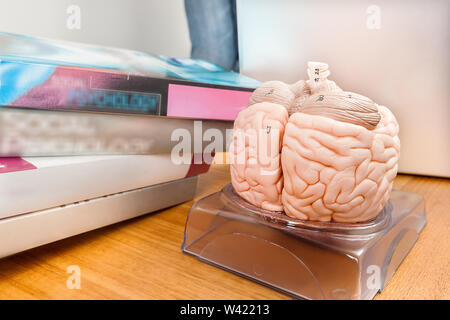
[230,62,400,223]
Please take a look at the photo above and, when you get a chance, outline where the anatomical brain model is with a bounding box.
[230,62,400,223]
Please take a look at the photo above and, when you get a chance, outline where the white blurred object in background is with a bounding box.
[237,0,450,177]
[0,0,191,57]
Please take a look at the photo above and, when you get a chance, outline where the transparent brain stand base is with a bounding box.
[182,184,426,300]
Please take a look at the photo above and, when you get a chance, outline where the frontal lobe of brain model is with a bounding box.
[230,102,288,211]
[230,62,400,223]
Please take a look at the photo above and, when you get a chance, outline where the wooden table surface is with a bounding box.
[0,161,449,300]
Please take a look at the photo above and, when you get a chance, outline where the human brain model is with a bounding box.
[230,62,400,223]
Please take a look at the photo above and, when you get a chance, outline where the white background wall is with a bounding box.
[0,0,191,57]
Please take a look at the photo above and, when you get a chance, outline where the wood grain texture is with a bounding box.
[0,160,448,300]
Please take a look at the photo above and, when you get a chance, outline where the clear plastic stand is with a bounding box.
[182,184,426,300]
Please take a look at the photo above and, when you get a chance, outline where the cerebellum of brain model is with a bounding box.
[230,62,400,223]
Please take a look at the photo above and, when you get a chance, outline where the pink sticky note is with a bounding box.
[167,84,253,121]
[0,158,37,174]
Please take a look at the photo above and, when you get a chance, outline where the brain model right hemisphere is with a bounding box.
[230,62,400,223]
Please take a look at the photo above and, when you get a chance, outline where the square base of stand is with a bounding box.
[182,184,426,300]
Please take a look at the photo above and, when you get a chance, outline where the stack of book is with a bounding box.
[0,32,258,257]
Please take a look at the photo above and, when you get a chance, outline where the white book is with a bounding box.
[0,154,209,220]
[0,107,232,156]
[0,176,198,258]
